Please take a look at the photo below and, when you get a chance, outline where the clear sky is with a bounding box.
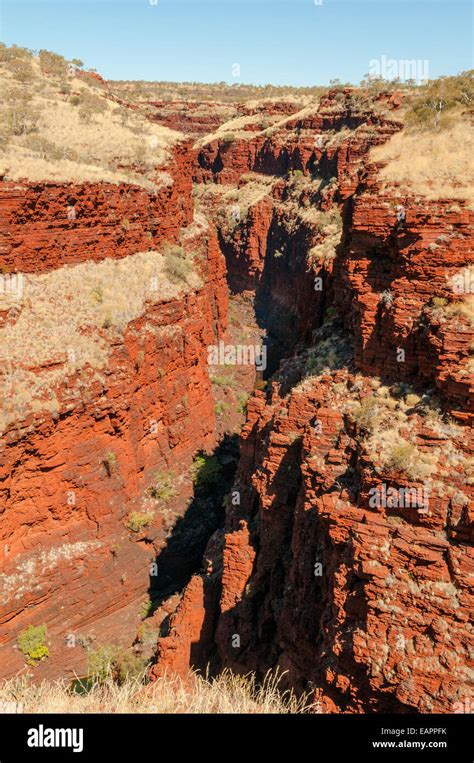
[0,0,472,86]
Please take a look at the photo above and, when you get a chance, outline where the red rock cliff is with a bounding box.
[151,90,473,714]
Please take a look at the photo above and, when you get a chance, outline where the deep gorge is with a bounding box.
[0,83,472,714]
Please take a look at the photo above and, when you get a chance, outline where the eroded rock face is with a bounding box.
[334,193,473,415]
[1,85,472,707]
[210,369,473,713]
[0,151,228,679]
[0,141,194,273]
[150,90,473,713]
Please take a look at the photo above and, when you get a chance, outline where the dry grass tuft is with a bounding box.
[370,122,474,206]
[0,669,314,714]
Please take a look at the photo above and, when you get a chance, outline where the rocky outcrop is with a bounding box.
[0,180,228,679]
[1,82,471,711]
[0,140,194,273]
[151,90,473,714]
[334,193,473,415]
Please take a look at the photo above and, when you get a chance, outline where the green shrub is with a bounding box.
[190,454,221,491]
[147,471,178,502]
[104,451,117,470]
[90,285,104,304]
[140,599,153,619]
[210,374,228,386]
[404,71,474,130]
[17,625,49,667]
[126,511,154,533]
[237,394,248,415]
[86,644,148,686]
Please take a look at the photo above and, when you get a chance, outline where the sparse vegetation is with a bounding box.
[371,120,474,206]
[162,244,194,285]
[147,470,178,502]
[0,249,201,435]
[126,511,155,533]
[403,71,473,130]
[17,625,49,667]
[190,454,221,491]
[0,669,315,713]
[0,44,182,190]
[104,451,117,473]
[84,644,148,686]
[139,599,154,620]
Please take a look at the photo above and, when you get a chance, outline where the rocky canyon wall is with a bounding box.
[0,139,229,679]
[1,84,471,713]
[150,90,473,714]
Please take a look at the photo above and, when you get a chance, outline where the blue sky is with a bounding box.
[1,0,472,85]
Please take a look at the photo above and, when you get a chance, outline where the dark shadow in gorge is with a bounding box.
[147,433,239,610]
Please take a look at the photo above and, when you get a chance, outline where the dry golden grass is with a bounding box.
[0,248,201,434]
[196,112,283,147]
[196,103,319,147]
[351,392,459,482]
[370,121,474,206]
[445,295,474,326]
[110,79,324,105]
[0,669,314,714]
[0,47,182,190]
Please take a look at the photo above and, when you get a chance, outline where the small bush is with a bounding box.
[39,49,68,78]
[126,511,154,533]
[353,397,383,432]
[90,285,104,305]
[104,451,117,471]
[147,471,178,502]
[405,393,422,407]
[24,135,66,162]
[71,91,109,124]
[3,100,39,137]
[85,644,147,686]
[9,58,35,83]
[237,394,248,415]
[379,290,394,307]
[385,442,416,473]
[17,625,49,667]
[190,454,221,491]
[140,599,153,620]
